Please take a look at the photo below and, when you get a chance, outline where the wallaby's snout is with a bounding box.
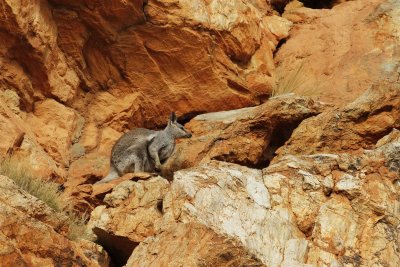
[173,122,192,139]
[181,128,192,138]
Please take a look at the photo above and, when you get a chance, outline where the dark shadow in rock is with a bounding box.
[272,0,340,12]
[212,119,306,170]
[299,0,337,9]
[273,38,287,57]
[93,227,138,267]
[271,0,291,14]
[255,121,301,169]
[179,111,206,125]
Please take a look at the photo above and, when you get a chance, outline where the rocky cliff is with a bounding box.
[0,0,399,266]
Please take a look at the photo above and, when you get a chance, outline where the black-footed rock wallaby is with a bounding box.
[95,112,192,184]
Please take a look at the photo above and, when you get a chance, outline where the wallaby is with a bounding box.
[95,112,192,184]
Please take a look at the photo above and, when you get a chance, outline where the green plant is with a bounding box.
[0,159,93,241]
[272,62,319,97]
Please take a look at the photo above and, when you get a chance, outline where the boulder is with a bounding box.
[126,222,265,267]
[88,176,170,265]
[160,161,306,267]
[275,82,400,157]
[0,97,65,180]
[0,175,109,266]
[89,177,170,242]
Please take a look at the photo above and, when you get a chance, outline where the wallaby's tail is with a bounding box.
[94,165,119,184]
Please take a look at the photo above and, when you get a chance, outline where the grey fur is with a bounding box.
[95,112,191,184]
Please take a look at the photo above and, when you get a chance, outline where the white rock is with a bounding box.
[263,173,286,193]
[299,170,321,191]
[283,239,310,263]
[322,175,334,196]
[169,161,303,266]
[334,173,362,199]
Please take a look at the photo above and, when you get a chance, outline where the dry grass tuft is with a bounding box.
[272,62,320,97]
[0,159,93,241]
[0,159,63,211]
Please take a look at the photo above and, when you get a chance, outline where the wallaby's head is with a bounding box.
[167,112,192,139]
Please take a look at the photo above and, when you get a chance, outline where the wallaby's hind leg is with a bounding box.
[95,165,119,184]
[134,157,145,173]
[118,154,144,174]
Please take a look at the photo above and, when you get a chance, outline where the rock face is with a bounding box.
[88,176,170,266]
[0,175,109,266]
[276,0,400,106]
[0,97,65,180]
[275,82,400,158]
[162,161,305,267]
[126,222,265,267]
[0,0,289,128]
[90,127,399,266]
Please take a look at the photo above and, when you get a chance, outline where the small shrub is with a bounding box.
[272,62,319,97]
[0,159,92,241]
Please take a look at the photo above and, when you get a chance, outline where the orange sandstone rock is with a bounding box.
[0,175,109,266]
[276,0,400,106]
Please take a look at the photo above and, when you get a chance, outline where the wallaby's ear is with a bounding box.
[169,112,177,123]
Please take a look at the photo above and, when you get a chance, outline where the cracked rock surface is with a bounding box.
[89,127,399,266]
